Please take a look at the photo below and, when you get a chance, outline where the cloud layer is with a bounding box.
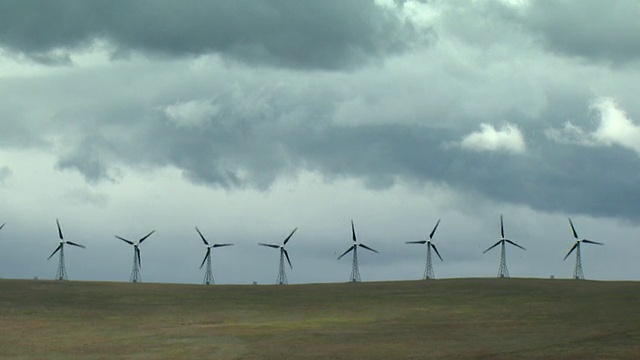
[0,0,423,69]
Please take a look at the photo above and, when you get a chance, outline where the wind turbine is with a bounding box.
[47,219,86,280]
[406,219,443,280]
[338,220,378,282]
[483,215,525,278]
[0,223,4,231]
[564,218,603,280]
[115,230,155,283]
[195,227,233,285]
[259,228,297,285]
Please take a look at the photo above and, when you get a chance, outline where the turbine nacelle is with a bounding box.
[406,219,443,261]
[564,218,603,260]
[48,219,86,260]
[483,215,524,278]
[259,228,297,284]
[115,230,154,282]
[339,220,378,282]
[483,215,526,254]
[196,227,233,270]
[48,219,85,280]
[338,220,379,260]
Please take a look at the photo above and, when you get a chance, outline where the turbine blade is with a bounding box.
[283,248,293,269]
[500,214,504,239]
[258,243,280,249]
[65,241,86,249]
[582,239,604,246]
[405,240,427,244]
[56,219,64,240]
[564,242,578,260]
[47,244,62,260]
[337,245,355,260]
[483,240,502,254]
[212,243,234,248]
[429,219,441,239]
[138,230,155,244]
[431,243,443,261]
[0,223,4,230]
[504,239,525,251]
[283,227,297,245]
[569,218,579,239]
[351,220,357,242]
[115,235,134,245]
[136,247,141,268]
[359,243,378,253]
[195,227,209,246]
[199,248,210,269]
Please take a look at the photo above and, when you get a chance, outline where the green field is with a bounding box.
[0,278,639,359]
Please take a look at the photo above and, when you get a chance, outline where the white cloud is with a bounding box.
[544,121,595,146]
[458,123,526,154]
[591,98,640,153]
[546,98,640,155]
[163,99,219,128]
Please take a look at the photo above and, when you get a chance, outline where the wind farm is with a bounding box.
[0,215,617,283]
[0,214,634,359]
[2,2,639,358]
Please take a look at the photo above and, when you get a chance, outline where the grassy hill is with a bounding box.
[0,278,639,359]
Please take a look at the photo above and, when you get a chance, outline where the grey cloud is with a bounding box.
[63,187,109,208]
[0,0,424,70]
[285,120,640,223]
[61,101,640,223]
[0,166,11,185]
[55,135,114,184]
[56,155,111,184]
[434,0,640,64]
[34,58,639,223]
[518,0,640,64]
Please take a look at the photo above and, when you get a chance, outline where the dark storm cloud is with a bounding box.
[516,0,640,64]
[4,0,640,228]
[287,122,640,222]
[0,0,423,69]
[56,135,113,184]
[58,97,640,224]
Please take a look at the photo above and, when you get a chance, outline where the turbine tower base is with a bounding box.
[424,245,435,280]
[203,255,214,285]
[130,251,141,283]
[277,251,288,285]
[573,245,584,280]
[350,247,361,282]
[56,247,68,281]
[498,241,509,278]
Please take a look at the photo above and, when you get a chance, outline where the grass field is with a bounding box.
[0,278,639,359]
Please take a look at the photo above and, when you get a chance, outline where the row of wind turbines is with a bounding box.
[0,215,603,284]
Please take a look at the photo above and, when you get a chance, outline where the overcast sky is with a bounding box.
[1,0,639,285]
